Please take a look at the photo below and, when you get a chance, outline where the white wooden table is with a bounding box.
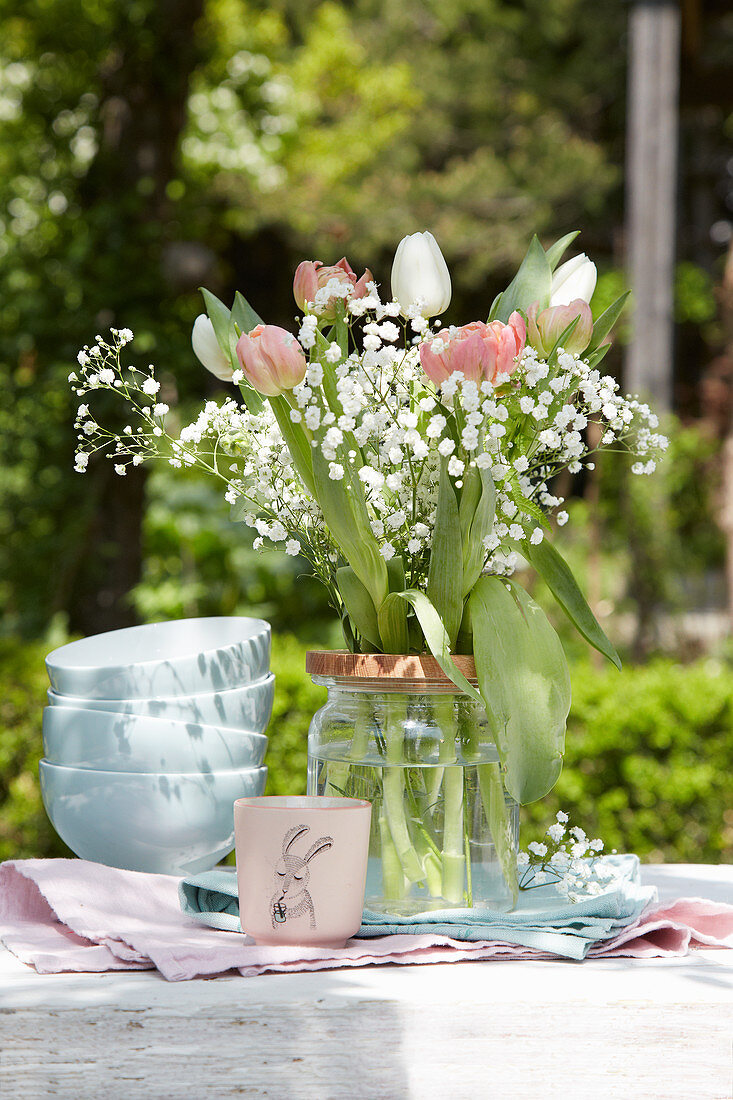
[1,864,731,1099]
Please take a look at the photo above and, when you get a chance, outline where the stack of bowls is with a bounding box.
[41,617,273,876]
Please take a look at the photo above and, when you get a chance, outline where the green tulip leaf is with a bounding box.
[588,292,630,353]
[231,290,263,336]
[237,380,264,414]
[585,343,611,369]
[269,395,314,496]
[200,288,232,358]
[545,231,580,272]
[523,537,621,670]
[396,589,482,703]
[496,235,553,322]
[387,555,406,594]
[427,459,464,646]
[340,609,358,654]
[458,463,482,537]
[336,566,381,649]
[460,465,496,596]
[311,446,388,609]
[469,576,570,804]
[378,592,410,654]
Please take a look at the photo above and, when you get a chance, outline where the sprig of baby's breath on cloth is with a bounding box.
[518,812,620,902]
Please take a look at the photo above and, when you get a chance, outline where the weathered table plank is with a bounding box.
[0,865,731,1099]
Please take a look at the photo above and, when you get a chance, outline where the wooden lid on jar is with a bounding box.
[305,650,477,682]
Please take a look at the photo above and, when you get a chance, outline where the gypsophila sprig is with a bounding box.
[69,232,666,654]
[70,284,666,605]
[517,812,620,901]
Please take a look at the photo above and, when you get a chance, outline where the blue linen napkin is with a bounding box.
[179,854,656,961]
[179,866,242,932]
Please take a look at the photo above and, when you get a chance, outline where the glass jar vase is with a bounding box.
[306,651,519,916]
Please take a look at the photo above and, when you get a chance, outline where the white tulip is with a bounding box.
[191,314,233,381]
[391,231,451,316]
[550,253,597,307]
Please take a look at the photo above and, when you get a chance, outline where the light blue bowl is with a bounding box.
[46,673,275,733]
[46,616,270,700]
[39,760,267,875]
[42,706,268,774]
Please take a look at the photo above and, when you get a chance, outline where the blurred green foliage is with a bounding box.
[0,638,72,861]
[523,657,733,863]
[0,0,628,635]
[3,634,731,863]
[674,262,717,327]
[131,468,336,635]
[538,418,726,662]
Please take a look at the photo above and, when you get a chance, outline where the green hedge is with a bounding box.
[521,657,733,862]
[1,636,731,863]
[0,638,72,861]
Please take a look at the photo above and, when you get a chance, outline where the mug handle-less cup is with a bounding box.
[234,796,372,948]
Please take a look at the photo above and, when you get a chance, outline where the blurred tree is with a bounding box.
[0,0,420,636]
[0,0,679,642]
[194,0,626,307]
[0,0,208,635]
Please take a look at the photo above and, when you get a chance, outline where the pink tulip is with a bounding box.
[526,299,593,357]
[419,313,526,388]
[293,257,373,316]
[235,324,307,397]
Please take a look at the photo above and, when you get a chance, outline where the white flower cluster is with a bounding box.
[517,811,620,902]
[69,292,667,598]
[69,329,163,476]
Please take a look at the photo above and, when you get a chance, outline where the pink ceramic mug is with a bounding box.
[234,796,372,947]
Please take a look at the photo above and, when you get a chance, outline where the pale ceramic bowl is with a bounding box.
[46,673,275,733]
[45,617,270,700]
[42,706,268,774]
[40,760,267,875]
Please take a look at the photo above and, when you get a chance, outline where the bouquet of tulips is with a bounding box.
[70,230,665,825]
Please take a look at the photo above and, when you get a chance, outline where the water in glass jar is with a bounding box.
[308,741,518,915]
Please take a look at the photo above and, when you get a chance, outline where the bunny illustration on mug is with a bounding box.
[271,824,333,930]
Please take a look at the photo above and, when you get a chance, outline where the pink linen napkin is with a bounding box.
[1,859,731,982]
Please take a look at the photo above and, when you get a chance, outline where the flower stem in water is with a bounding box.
[383,696,425,884]
[379,808,407,900]
[434,696,466,903]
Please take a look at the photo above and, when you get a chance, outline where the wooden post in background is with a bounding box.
[716,242,733,632]
[625,0,681,409]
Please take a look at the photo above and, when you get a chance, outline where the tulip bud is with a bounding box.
[420,312,525,388]
[293,257,373,317]
[526,299,593,357]
[192,315,233,382]
[550,253,597,307]
[235,324,307,397]
[391,231,451,317]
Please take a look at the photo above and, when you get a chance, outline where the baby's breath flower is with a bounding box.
[519,812,617,901]
[67,309,665,612]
